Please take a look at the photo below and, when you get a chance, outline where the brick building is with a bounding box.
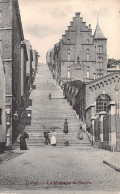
[0,0,39,149]
[0,0,24,147]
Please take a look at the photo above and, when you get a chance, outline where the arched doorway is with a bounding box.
[96,94,111,113]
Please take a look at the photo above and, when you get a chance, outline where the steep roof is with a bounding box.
[94,21,106,39]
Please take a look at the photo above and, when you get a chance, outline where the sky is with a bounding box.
[19,0,120,63]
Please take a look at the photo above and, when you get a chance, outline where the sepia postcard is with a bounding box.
[0,0,120,193]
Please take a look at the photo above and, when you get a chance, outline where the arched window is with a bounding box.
[87,49,89,61]
[97,45,103,53]
[97,45,100,53]
[67,66,71,78]
[97,57,103,69]
[100,46,103,53]
[67,48,70,61]
[86,66,90,79]
[0,108,2,124]
[96,94,111,113]
[100,57,103,69]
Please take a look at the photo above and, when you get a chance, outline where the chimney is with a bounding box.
[75,12,80,18]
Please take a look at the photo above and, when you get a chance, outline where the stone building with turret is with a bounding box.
[47,12,120,152]
[47,12,107,85]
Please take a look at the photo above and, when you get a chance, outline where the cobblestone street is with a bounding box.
[0,63,120,193]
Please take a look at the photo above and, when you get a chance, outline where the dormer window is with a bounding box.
[67,39,70,44]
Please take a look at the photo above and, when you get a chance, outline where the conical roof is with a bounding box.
[94,21,106,39]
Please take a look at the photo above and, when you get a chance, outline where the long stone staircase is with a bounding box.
[15,63,91,147]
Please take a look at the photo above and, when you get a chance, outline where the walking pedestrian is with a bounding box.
[77,124,83,140]
[51,130,57,146]
[63,119,68,134]
[49,93,51,100]
[43,129,50,145]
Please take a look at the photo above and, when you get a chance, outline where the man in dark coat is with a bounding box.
[43,129,50,145]
[63,119,68,134]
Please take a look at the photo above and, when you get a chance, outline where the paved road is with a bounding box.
[0,63,120,193]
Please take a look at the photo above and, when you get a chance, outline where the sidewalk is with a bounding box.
[103,153,120,171]
[0,149,23,164]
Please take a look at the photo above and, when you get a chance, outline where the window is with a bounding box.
[86,66,90,78]
[97,57,103,69]
[77,57,80,62]
[97,45,103,53]
[67,39,70,44]
[0,108,2,124]
[96,94,111,113]
[67,48,70,61]
[87,39,89,44]
[97,45,100,53]
[87,49,90,61]
[67,66,71,78]
[0,11,2,24]
[100,46,103,53]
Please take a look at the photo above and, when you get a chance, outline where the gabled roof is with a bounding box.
[94,21,106,39]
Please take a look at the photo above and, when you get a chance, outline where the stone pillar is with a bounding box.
[108,101,116,152]
[99,111,107,143]
[91,105,95,117]
[91,116,96,144]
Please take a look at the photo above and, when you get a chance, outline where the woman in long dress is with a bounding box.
[63,119,68,134]
[51,130,57,146]
[20,132,29,150]
[77,125,83,140]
